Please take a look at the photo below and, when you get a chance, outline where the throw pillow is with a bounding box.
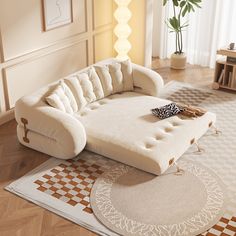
[45,81,78,114]
[120,59,134,91]
[151,103,183,119]
[109,63,123,93]
[87,67,105,99]
[64,76,87,111]
[77,73,97,103]
[94,65,113,97]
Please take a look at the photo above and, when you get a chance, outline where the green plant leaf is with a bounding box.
[173,0,179,6]
[169,16,181,31]
[190,1,201,8]
[180,1,186,8]
[188,4,191,12]
[180,24,189,29]
[165,19,177,32]
[190,4,195,12]
[192,0,202,3]
[163,0,168,6]
[182,5,188,16]
[180,20,189,28]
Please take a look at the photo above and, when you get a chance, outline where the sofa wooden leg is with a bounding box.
[212,125,222,135]
[174,162,184,176]
[190,138,204,153]
[21,118,30,143]
[194,141,205,153]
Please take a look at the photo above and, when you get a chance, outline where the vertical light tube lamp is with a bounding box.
[114,0,132,60]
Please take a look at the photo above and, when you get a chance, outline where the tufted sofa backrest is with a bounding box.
[45,59,134,114]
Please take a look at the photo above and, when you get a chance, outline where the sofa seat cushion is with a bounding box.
[75,92,216,175]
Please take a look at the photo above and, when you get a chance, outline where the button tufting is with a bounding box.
[90,106,99,110]
[80,112,87,116]
[145,143,155,149]
[155,135,163,140]
[172,122,181,126]
[164,127,174,133]
[99,101,107,105]
[190,138,195,145]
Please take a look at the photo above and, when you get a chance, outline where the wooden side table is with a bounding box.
[212,48,236,91]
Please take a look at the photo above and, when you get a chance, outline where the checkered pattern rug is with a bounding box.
[6,82,236,236]
[34,157,112,213]
[204,216,236,236]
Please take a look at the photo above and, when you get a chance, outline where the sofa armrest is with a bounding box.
[15,98,86,159]
[132,63,164,97]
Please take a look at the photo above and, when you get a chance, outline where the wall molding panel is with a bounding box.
[0,29,4,63]
[93,0,114,30]
[0,70,5,112]
[3,40,88,109]
[0,0,115,125]
[0,0,87,61]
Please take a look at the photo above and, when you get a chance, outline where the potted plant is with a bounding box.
[163,0,202,69]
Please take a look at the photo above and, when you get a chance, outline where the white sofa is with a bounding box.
[15,58,216,175]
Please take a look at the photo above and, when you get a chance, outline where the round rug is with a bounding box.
[90,160,226,236]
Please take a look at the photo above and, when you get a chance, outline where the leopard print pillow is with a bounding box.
[151,103,183,119]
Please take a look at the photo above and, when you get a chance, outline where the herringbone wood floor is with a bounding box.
[0,59,214,236]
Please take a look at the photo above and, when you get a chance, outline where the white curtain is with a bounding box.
[153,0,236,68]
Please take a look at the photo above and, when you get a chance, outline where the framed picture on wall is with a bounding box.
[42,0,73,31]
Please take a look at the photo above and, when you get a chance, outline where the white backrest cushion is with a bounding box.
[64,76,87,110]
[87,67,104,99]
[46,59,134,114]
[109,63,123,93]
[77,73,97,103]
[120,59,133,91]
[45,81,78,114]
[94,65,113,97]
[63,68,105,112]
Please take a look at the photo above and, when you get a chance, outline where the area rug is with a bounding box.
[5,81,236,236]
[90,160,226,236]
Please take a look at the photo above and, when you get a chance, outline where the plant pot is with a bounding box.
[170,53,187,69]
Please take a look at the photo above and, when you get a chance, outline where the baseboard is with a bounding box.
[0,109,15,126]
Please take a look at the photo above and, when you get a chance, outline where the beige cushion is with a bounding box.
[64,68,105,110]
[64,76,87,110]
[88,67,104,99]
[121,59,133,91]
[94,65,113,97]
[45,81,78,114]
[77,73,97,103]
[109,63,123,93]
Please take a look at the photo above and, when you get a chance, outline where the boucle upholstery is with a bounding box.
[46,81,78,114]
[15,58,215,175]
[46,59,135,113]
[75,92,216,175]
[108,63,123,93]
[16,92,87,158]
